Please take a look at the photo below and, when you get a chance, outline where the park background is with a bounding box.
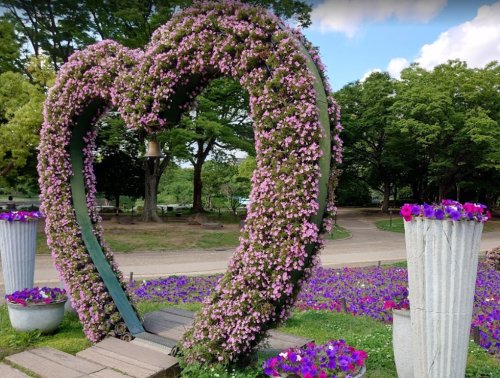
[0,1,499,377]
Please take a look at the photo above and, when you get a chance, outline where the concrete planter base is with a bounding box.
[7,299,67,334]
[405,218,483,378]
[0,220,37,295]
[392,309,413,378]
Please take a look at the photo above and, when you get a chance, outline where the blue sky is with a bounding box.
[301,0,500,90]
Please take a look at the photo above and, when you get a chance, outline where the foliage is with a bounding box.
[158,166,193,204]
[391,61,500,204]
[374,219,405,233]
[326,224,351,240]
[94,113,145,208]
[335,72,401,212]
[0,305,91,360]
[0,17,23,74]
[0,71,44,184]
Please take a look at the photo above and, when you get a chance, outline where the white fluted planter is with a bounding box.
[7,299,66,334]
[392,309,413,378]
[404,218,483,378]
[0,220,37,294]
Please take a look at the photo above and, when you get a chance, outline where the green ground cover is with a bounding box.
[327,224,351,240]
[36,219,348,254]
[1,301,497,377]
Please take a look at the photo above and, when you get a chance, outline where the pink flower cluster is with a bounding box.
[38,0,343,362]
[38,41,139,341]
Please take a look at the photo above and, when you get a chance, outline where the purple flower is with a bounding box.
[400,200,490,223]
[423,205,435,218]
[411,205,421,216]
[0,211,43,222]
[434,209,445,220]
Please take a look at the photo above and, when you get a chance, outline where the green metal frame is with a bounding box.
[69,101,145,336]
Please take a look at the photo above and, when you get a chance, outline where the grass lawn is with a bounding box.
[35,221,241,254]
[375,218,497,233]
[0,305,91,361]
[1,301,497,377]
[35,219,352,255]
[326,224,351,240]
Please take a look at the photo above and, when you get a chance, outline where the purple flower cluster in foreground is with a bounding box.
[262,339,367,378]
[0,211,42,222]
[130,263,499,355]
[400,199,490,223]
[6,287,67,306]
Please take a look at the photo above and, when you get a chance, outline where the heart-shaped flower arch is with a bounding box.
[38,1,342,364]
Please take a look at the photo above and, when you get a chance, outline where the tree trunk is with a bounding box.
[192,161,204,213]
[142,155,170,222]
[381,181,391,213]
[114,195,120,214]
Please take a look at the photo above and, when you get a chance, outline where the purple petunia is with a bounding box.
[400,200,490,223]
[6,287,67,306]
[262,339,367,377]
[0,211,43,222]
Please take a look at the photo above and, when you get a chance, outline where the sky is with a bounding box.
[301,0,500,90]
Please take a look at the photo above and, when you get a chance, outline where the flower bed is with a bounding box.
[262,339,367,377]
[130,263,499,355]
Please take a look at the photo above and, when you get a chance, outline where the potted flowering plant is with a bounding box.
[384,288,413,378]
[0,211,42,295]
[262,339,367,378]
[401,200,490,378]
[6,286,67,334]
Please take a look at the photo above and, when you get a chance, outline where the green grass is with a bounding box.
[376,218,497,234]
[375,218,405,233]
[0,305,90,361]
[1,303,498,377]
[327,224,352,240]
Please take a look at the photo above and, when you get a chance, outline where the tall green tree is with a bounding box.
[392,60,500,203]
[336,72,402,212]
[1,0,312,219]
[180,78,254,213]
[94,114,145,210]
[0,71,45,186]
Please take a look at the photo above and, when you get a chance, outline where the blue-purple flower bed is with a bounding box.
[129,263,499,355]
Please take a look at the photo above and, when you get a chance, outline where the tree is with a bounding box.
[180,78,254,213]
[0,71,45,186]
[1,0,93,71]
[1,0,312,219]
[94,114,144,210]
[0,17,25,74]
[392,60,500,204]
[335,72,402,212]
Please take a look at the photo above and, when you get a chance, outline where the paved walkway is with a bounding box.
[1,208,499,293]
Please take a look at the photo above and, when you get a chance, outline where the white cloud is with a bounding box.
[416,2,500,69]
[312,0,447,37]
[387,58,410,79]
